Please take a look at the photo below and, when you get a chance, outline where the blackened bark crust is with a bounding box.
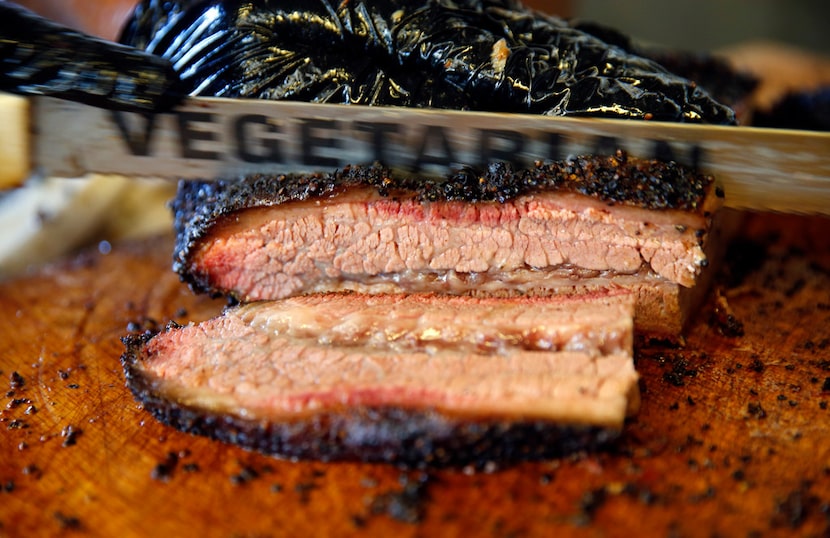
[121,333,618,469]
[171,155,716,296]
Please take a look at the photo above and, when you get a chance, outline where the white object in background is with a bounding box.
[0,93,30,189]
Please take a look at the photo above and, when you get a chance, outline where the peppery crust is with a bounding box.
[172,152,719,296]
[120,0,735,123]
[121,331,620,469]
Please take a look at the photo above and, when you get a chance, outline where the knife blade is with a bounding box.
[19,95,830,215]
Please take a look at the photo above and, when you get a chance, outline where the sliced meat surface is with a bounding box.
[190,189,705,295]
[122,291,638,467]
[173,157,721,337]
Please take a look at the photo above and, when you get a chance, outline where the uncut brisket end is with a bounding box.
[172,154,722,336]
[121,292,638,467]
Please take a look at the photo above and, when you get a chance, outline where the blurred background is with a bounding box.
[14,0,830,55]
[533,0,830,54]
[12,0,828,125]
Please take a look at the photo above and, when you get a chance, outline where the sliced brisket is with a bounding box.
[120,0,731,339]
[122,291,637,467]
[172,155,722,336]
[117,0,737,466]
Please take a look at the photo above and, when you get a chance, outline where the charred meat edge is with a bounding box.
[121,329,625,469]
[172,156,721,297]
[121,332,621,468]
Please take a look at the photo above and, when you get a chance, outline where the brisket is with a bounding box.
[172,155,722,336]
[121,291,638,467]
[116,0,738,465]
[122,0,732,337]
[119,0,735,123]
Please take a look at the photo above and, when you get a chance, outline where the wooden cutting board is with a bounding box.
[1,211,829,538]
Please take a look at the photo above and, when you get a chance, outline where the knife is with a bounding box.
[11,95,829,215]
[3,3,829,216]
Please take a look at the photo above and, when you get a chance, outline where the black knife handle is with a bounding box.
[0,2,184,112]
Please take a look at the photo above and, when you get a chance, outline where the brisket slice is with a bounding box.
[173,155,722,336]
[121,291,638,468]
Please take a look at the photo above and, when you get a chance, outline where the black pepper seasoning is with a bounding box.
[151,452,179,482]
[230,464,260,486]
[747,402,767,419]
[9,372,24,390]
[61,425,82,447]
[53,512,82,531]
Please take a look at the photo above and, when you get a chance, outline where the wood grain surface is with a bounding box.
[1,211,830,538]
